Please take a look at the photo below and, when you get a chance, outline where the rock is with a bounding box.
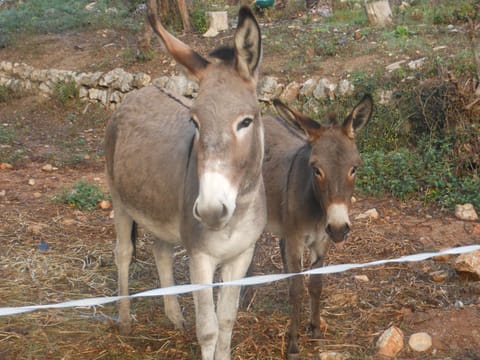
[76,71,103,87]
[33,192,42,199]
[280,81,300,103]
[99,200,111,210]
[258,76,282,101]
[0,61,13,72]
[0,162,13,170]
[203,11,228,38]
[376,326,404,358]
[88,88,108,104]
[300,78,318,97]
[42,164,57,172]
[337,79,353,96]
[354,274,369,282]
[313,78,336,100]
[386,60,406,72]
[316,351,347,360]
[408,332,432,352]
[132,72,151,88]
[0,190,6,197]
[28,178,35,186]
[430,270,447,282]
[455,250,480,278]
[408,57,426,69]
[355,208,379,220]
[99,68,133,92]
[166,75,189,96]
[152,76,169,88]
[109,210,115,219]
[455,203,478,221]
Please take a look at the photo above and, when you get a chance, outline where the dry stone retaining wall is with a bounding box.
[0,60,356,110]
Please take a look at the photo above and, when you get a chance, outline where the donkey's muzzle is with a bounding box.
[326,223,350,243]
[193,199,232,230]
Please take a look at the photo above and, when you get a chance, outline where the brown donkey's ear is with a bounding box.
[234,6,262,82]
[147,0,209,81]
[342,94,373,139]
[273,99,323,142]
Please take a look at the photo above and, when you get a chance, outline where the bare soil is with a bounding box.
[1,15,480,360]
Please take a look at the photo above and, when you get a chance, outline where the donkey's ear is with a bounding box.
[273,99,322,141]
[147,0,209,81]
[342,94,373,139]
[234,6,262,81]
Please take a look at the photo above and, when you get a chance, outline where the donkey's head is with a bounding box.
[148,5,263,230]
[273,95,373,243]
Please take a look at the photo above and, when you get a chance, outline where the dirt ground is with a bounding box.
[1,14,480,360]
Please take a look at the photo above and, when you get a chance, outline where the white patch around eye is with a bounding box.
[234,114,255,138]
[326,203,350,227]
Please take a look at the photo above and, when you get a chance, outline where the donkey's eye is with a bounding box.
[349,166,357,177]
[237,117,253,131]
[312,166,324,178]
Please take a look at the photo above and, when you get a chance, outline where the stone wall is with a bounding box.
[0,60,356,111]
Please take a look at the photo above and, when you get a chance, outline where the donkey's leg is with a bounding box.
[308,239,330,339]
[216,246,255,359]
[152,240,186,330]
[190,253,218,360]
[283,237,305,359]
[113,204,135,335]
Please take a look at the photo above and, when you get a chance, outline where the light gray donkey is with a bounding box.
[263,95,373,358]
[104,5,266,359]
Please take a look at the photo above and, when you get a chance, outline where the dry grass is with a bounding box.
[2,190,479,359]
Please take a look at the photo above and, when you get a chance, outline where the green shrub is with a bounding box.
[55,180,108,211]
[191,5,207,34]
[53,79,79,105]
[0,84,10,102]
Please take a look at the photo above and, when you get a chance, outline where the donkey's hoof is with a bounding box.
[286,342,300,360]
[308,323,324,339]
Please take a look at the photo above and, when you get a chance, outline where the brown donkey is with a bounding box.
[263,95,373,358]
[104,5,266,359]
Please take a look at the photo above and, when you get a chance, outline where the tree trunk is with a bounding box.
[365,0,393,26]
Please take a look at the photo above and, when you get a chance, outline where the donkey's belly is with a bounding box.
[126,204,182,245]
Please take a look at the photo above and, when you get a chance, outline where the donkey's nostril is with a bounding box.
[343,223,351,236]
[221,203,228,218]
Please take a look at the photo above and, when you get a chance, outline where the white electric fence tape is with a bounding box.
[1,245,479,317]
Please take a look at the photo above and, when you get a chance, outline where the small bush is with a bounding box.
[0,84,10,102]
[55,180,108,211]
[53,79,79,105]
[191,5,207,34]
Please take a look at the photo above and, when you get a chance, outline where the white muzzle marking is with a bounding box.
[326,203,351,228]
[193,171,237,229]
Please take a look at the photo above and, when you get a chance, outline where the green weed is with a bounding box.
[54,179,109,211]
[53,79,79,106]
